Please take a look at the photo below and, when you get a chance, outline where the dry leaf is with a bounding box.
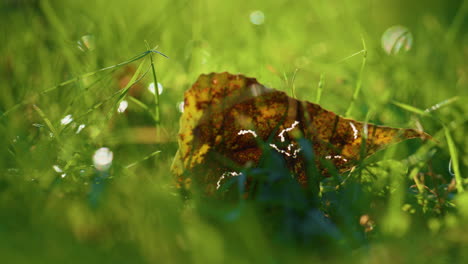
[171,72,430,193]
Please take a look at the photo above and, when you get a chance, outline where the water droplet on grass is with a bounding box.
[448,158,455,176]
[117,100,128,113]
[250,10,265,25]
[381,25,413,55]
[93,147,113,172]
[148,82,163,95]
[76,124,86,134]
[177,101,184,113]
[61,115,73,125]
[77,34,95,52]
[53,165,63,173]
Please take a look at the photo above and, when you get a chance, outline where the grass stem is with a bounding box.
[316,73,324,104]
[444,126,464,193]
[345,36,367,117]
[146,42,161,126]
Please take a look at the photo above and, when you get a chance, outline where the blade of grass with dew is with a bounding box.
[345,36,367,117]
[444,126,464,193]
[0,49,166,120]
[40,50,164,95]
[78,63,150,120]
[107,61,149,120]
[115,62,149,104]
[424,96,460,113]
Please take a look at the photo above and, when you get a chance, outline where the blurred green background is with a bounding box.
[0,0,467,263]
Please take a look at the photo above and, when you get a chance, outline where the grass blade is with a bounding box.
[316,73,324,104]
[391,101,429,116]
[125,150,162,169]
[444,126,464,193]
[424,96,460,113]
[128,96,150,111]
[146,42,162,126]
[107,61,149,120]
[446,0,468,43]
[32,104,61,145]
[291,69,299,99]
[0,49,167,120]
[77,63,150,120]
[345,36,367,117]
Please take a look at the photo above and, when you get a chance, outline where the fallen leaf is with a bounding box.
[171,72,430,194]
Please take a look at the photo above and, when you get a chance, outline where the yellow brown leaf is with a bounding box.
[171,72,430,193]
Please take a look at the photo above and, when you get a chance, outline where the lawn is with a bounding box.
[0,0,467,263]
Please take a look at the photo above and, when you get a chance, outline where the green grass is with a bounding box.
[1,0,467,263]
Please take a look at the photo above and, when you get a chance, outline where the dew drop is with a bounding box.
[381,25,413,55]
[76,124,86,134]
[77,34,95,52]
[117,100,128,113]
[53,165,63,173]
[93,147,113,172]
[250,10,265,25]
[448,158,455,176]
[177,101,184,113]
[60,115,73,126]
[148,82,163,95]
